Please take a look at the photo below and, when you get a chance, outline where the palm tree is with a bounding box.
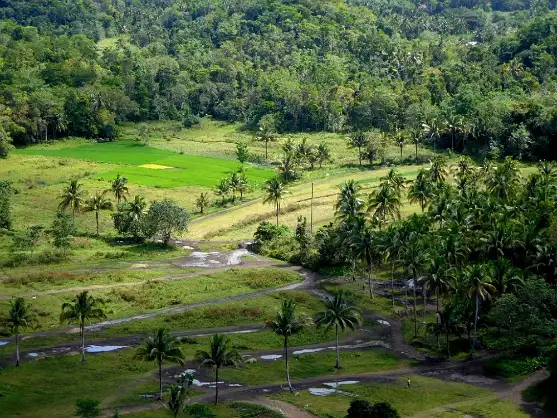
[335,180,364,222]
[58,179,85,221]
[349,221,376,298]
[127,195,147,219]
[401,238,428,338]
[428,157,447,186]
[256,120,277,160]
[382,168,406,198]
[460,264,496,350]
[7,297,34,366]
[60,291,106,362]
[196,192,211,214]
[427,305,462,356]
[408,169,434,213]
[263,178,286,226]
[491,258,524,295]
[368,182,401,230]
[82,192,113,235]
[445,114,463,153]
[347,131,369,166]
[410,129,422,159]
[109,174,129,204]
[394,130,405,160]
[196,334,242,404]
[267,300,309,393]
[135,328,185,400]
[215,178,231,204]
[316,143,331,168]
[315,292,361,369]
[166,385,186,418]
[422,119,442,153]
[380,226,402,307]
[420,256,452,315]
[278,153,297,182]
[484,157,521,201]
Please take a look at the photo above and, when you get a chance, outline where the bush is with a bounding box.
[75,399,101,418]
[186,403,216,418]
[347,399,400,418]
[483,353,547,378]
[183,112,201,128]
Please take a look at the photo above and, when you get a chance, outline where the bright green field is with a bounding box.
[15,141,275,188]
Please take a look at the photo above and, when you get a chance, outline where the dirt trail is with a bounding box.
[247,398,316,418]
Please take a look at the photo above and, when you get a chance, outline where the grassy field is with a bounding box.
[276,376,529,418]
[0,268,302,332]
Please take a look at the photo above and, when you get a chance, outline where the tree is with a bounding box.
[278,153,298,182]
[368,181,402,229]
[423,119,442,153]
[347,399,400,418]
[11,225,43,257]
[428,157,447,186]
[7,297,34,367]
[408,169,434,213]
[135,328,185,400]
[316,143,331,168]
[394,130,405,160]
[236,142,250,164]
[349,219,376,297]
[428,305,462,357]
[75,399,101,418]
[215,178,231,204]
[0,181,12,230]
[485,157,521,201]
[112,195,147,241]
[82,192,113,235]
[166,385,186,418]
[196,192,211,214]
[51,212,75,256]
[196,334,242,404]
[410,129,422,159]
[401,237,429,338]
[109,174,129,204]
[267,300,309,393]
[315,291,361,368]
[460,264,496,350]
[0,125,12,158]
[144,200,190,245]
[263,178,286,226]
[58,179,85,221]
[60,291,106,362]
[445,113,463,153]
[295,216,312,263]
[256,114,277,160]
[347,131,369,166]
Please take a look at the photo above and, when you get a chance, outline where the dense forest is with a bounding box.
[2,0,557,159]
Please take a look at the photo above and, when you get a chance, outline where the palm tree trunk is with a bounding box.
[423,287,427,324]
[276,204,279,226]
[368,260,373,299]
[415,142,418,158]
[446,332,450,358]
[391,263,395,308]
[285,336,292,392]
[358,146,361,166]
[81,324,86,362]
[352,257,356,282]
[265,140,268,160]
[421,198,424,213]
[472,293,479,351]
[335,324,340,369]
[159,359,163,400]
[413,270,418,337]
[95,211,99,236]
[436,288,440,314]
[405,285,409,314]
[215,367,219,404]
[15,327,19,367]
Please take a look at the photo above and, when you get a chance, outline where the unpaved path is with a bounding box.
[248,398,316,418]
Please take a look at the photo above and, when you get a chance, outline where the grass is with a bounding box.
[275,375,528,418]
[124,402,284,418]
[220,349,407,385]
[16,140,274,188]
[0,268,302,332]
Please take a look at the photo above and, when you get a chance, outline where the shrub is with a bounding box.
[186,403,216,418]
[75,399,101,418]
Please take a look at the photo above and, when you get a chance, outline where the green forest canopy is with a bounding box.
[1,0,557,159]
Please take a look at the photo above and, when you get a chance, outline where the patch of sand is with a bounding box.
[138,163,174,170]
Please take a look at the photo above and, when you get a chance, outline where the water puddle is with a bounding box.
[261,354,282,360]
[28,353,39,358]
[86,345,127,353]
[192,379,223,387]
[228,383,242,387]
[377,320,391,327]
[323,381,359,388]
[293,348,325,355]
[308,388,352,397]
[139,394,157,399]
[0,341,8,346]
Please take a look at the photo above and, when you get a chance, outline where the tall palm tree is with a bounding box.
[315,292,361,369]
[410,128,422,158]
[349,221,376,298]
[278,153,297,182]
[427,305,462,356]
[368,181,401,230]
[408,169,434,213]
[196,192,211,214]
[58,179,85,221]
[267,300,309,393]
[382,168,406,198]
[135,328,185,400]
[109,174,129,204]
[401,238,429,338]
[422,118,442,153]
[380,226,403,307]
[335,180,364,222]
[445,114,463,153]
[394,130,405,160]
[82,192,113,235]
[491,258,524,295]
[59,291,106,362]
[264,178,286,226]
[428,157,447,186]
[484,157,521,201]
[460,264,496,350]
[7,297,34,367]
[347,131,369,166]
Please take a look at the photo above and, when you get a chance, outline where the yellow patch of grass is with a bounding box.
[138,163,174,170]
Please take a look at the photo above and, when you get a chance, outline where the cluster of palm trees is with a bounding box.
[214,170,248,205]
[58,174,132,235]
[332,157,557,354]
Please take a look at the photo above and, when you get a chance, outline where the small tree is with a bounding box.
[196,192,211,214]
[75,399,101,418]
[0,125,13,158]
[0,180,13,229]
[316,143,331,168]
[144,200,190,246]
[11,226,42,256]
[112,196,148,241]
[135,328,185,400]
[236,142,250,164]
[166,385,186,418]
[108,174,129,204]
[295,216,312,263]
[51,212,75,256]
[347,131,369,166]
[83,192,113,236]
[215,178,231,205]
[58,179,85,221]
[60,291,106,362]
[7,297,34,367]
[256,114,278,160]
[347,400,400,418]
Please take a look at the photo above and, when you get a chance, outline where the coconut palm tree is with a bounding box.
[335,180,364,222]
[368,181,402,230]
[263,178,286,226]
[428,156,448,186]
[427,305,462,356]
[7,297,34,367]
[315,292,361,369]
[58,179,85,221]
[82,192,113,235]
[420,256,453,315]
[135,328,185,400]
[484,157,521,201]
[127,195,148,220]
[408,169,434,213]
[109,174,129,204]
[349,220,376,298]
[166,385,186,418]
[278,153,297,182]
[394,130,405,160]
[267,300,310,393]
[422,118,442,153]
[491,258,524,296]
[347,131,369,166]
[460,264,496,350]
[379,226,403,307]
[445,114,464,153]
[215,178,231,204]
[59,291,106,362]
[196,334,241,404]
[316,143,331,168]
[196,192,211,214]
[410,128,422,158]
[382,168,407,198]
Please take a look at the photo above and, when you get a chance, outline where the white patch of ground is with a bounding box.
[377,320,391,327]
[0,341,8,346]
[308,388,353,397]
[86,345,127,353]
[261,354,283,360]
[323,381,359,388]
[293,348,325,355]
[131,264,149,269]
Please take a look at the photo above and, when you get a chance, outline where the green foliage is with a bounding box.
[0,181,13,230]
[75,399,101,418]
[347,399,400,418]
[112,196,148,241]
[186,404,216,418]
[144,200,190,245]
[236,142,250,164]
[51,212,75,255]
